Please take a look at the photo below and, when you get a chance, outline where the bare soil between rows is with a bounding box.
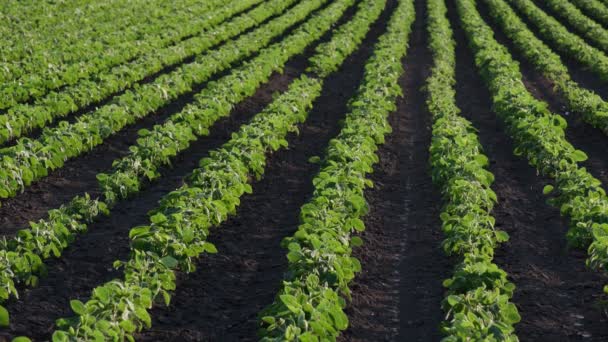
[2,0,608,341]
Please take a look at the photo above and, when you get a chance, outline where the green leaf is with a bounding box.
[160,256,179,269]
[280,294,301,313]
[94,286,111,304]
[287,251,301,262]
[12,337,32,342]
[0,305,8,327]
[350,236,363,247]
[162,290,171,306]
[203,242,218,254]
[308,156,321,164]
[70,299,86,315]
[298,332,319,342]
[330,309,348,330]
[350,218,365,232]
[119,319,136,333]
[135,306,152,328]
[261,316,275,325]
[495,230,509,242]
[542,185,554,195]
[129,226,150,239]
[52,331,69,342]
[570,150,588,162]
[150,213,167,224]
[446,295,460,306]
[503,303,521,323]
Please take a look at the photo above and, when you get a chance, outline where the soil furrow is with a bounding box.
[342,0,449,340]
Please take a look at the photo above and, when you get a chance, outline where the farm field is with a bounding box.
[4,0,608,341]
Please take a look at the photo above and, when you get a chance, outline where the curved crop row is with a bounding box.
[568,0,608,27]
[483,0,608,134]
[0,0,297,145]
[0,0,235,98]
[0,0,256,110]
[505,0,608,81]
[457,0,608,307]
[0,0,351,328]
[52,75,322,342]
[100,0,386,206]
[427,0,519,340]
[305,0,385,77]
[0,0,331,203]
[541,0,608,53]
[49,0,383,336]
[258,0,414,340]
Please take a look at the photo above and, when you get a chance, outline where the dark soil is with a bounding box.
[2,0,608,341]
[341,0,450,341]
[449,1,608,341]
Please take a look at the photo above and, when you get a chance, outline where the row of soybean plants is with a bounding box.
[0,0,312,200]
[504,0,608,82]
[0,0,262,142]
[457,0,608,309]
[257,0,414,340]
[0,0,356,334]
[540,0,608,53]
[49,0,387,340]
[0,0,234,107]
[568,0,608,27]
[426,0,520,340]
[482,0,608,135]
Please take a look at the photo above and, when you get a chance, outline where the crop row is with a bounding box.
[568,0,608,27]
[505,0,608,81]
[99,0,390,207]
[51,75,321,342]
[483,0,608,135]
[426,0,519,340]
[50,0,385,338]
[98,0,347,205]
[457,0,608,305]
[0,0,352,330]
[541,0,608,53]
[0,0,293,145]
[0,0,324,202]
[258,0,414,340]
[0,0,237,106]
